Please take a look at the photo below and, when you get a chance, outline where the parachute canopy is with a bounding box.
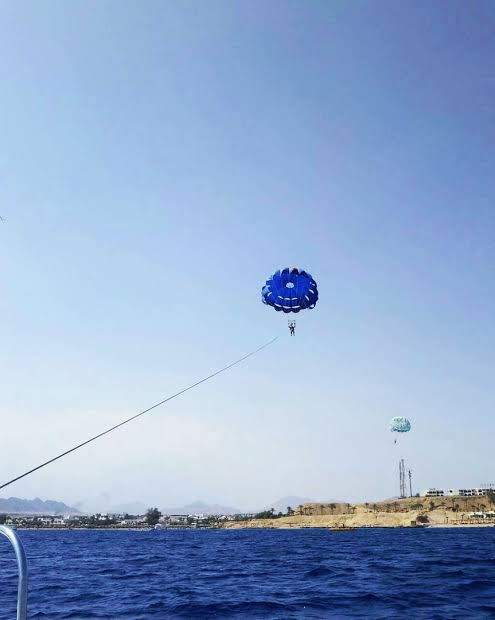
[261,267,318,313]
[390,416,411,433]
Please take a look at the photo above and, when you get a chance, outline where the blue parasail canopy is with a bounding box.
[390,416,411,433]
[261,267,318,313]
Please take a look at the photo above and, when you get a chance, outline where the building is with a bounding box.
[423,485,494,498]
[163,514,189,525]
[119,518,144,527]
[450,488,491,497]
[422,488,444,497]
[469,511,495,519]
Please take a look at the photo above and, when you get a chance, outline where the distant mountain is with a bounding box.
[262,496,316,514]
[0,497,81,515]
[161,500,241,516]
[104,497,347,517]
[108,502,149,516]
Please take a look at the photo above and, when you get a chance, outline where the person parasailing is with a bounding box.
[261,267,318,336]
[390,416,411,444]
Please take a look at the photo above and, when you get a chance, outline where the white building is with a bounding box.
[164,514,189,525]
[422,488,444,497]
[423,485,494,498]
[451,488,490,497]
[469,511,495,519]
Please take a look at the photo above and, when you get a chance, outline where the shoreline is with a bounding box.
[11,522,495,531]
[6,496,495,531]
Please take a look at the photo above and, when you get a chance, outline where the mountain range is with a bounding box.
[109,497,318,516]
[160,500,241,516]
[0,497,80,515]
[0,496,333,517]
[108,501,149,515]
[261,496,316,513]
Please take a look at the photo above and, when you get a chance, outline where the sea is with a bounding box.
[0,528,494,619]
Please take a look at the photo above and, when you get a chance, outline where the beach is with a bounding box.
[223,496,495,529]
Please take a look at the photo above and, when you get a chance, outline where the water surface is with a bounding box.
[0,528,494,618]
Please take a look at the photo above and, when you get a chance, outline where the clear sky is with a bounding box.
[1,1,494,512]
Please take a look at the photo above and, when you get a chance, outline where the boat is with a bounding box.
[329,526,355,531]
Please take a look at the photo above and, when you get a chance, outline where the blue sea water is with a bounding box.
[0,528,494,619]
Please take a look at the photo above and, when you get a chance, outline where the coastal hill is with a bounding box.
[0,497,80,515]
[223,495,495,529]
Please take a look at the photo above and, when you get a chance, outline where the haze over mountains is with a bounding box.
[104,501,241,516]
[139,497,322,515]
[160,501,241,516]
[108,501,149,515]
[126,496,343,515]
[94,497,323,516]
[0,496,340,516]
[261,496,315,513]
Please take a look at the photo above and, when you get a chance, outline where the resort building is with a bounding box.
[469,511,495,519]
[422,488,444,497]
[163,514,189,525]
[422,484,494,498]
[449,488,491,497]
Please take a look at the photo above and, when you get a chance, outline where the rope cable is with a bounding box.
[0,337,278,491]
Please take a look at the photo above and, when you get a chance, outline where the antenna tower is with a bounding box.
[399,459,406,498]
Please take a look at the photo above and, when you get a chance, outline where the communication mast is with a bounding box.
[408,469,413,497]
[399,459,406,498]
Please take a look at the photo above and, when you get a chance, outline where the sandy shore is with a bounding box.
[222,510,494,530]
[221,496,495,530]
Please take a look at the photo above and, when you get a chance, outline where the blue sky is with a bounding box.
[1,1,494,510]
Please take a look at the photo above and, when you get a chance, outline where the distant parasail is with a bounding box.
[390,417,411,433]
[390,416,411,444]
